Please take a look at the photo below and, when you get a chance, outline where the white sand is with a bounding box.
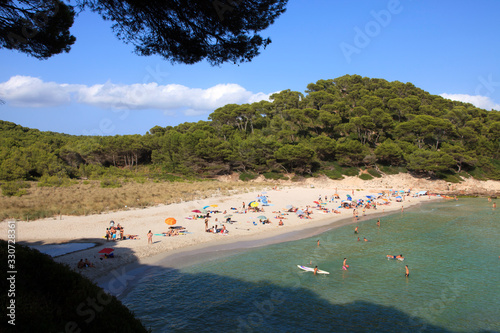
[1,174,498,284]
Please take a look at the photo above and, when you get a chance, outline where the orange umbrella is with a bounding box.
[165,217,177,226]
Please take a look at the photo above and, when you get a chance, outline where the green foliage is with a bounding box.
[38,174,76,187]
[436,171,462,183]
[239,172,258,181]
[100,179,122,188]
[367,168,382,178]
[262,172,288,180]
[0,240,148,332]
[1,181,30,197]
[322,169,344,180]
[1,74,500,181]
[359,173,373,180]
[379,165,407,175]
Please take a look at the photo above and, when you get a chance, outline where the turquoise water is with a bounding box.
[121,199,500,332]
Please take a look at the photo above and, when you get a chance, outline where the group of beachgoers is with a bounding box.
[105,220,139,241]
[77,258,95,269]
[205,218,229,234]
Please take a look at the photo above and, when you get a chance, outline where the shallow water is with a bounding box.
[29,242,96,257]
[122,199,500,332]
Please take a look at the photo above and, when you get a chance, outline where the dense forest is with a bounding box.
[1,75,499,191]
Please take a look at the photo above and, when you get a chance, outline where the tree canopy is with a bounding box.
[0,0,288,64]
[1,75,499,185]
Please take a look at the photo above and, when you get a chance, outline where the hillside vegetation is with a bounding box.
[0,240,149,332]
[1,75,499,194]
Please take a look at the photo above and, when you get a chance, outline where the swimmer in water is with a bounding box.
[405,265,409,277]
[354,226,358,234]
[314,266,318,275]
[343,258,348,270]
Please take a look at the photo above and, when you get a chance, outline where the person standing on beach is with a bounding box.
[147,230,153,245]
[405,265,409,277]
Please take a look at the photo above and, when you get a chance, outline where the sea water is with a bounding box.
[121,198,500,332]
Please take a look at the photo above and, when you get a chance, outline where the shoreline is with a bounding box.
[2,173,497,293]
[96,203,424,297]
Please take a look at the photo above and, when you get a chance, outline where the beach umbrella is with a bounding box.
[192,209,202,213]
[250,201,259,207]
[296,209,304,215]
[261,191,267,194]
[98,248,114,254]
[165,217,176,226]
[203,205,210,209]
[257,215,267,220]
[396,196,402,199]
[285,204,293,209]
[313,201,320,204]
[210,204,218,207]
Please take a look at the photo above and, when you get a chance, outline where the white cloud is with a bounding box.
[440,93,500,111]
[0,76,71,107]
[0,76,273,115]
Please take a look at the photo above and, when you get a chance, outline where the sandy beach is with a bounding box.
[1,174,498,286]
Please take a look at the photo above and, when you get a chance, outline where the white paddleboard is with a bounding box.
[297,265,330,274]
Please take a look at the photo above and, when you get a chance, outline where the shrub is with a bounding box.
[100,179,122,188]
[263,172,287,180]
[436,172,462,183]
[359,173,374,180]
[379,165,407,175]
[367,168,382,178]
[239,172,257,181]
[323,169,343,180]
[1,181,30,196]
[38,175,76,187]
[341,166,359,177]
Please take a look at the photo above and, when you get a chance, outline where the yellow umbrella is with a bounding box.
[250,201,259,207]
[210,204,218,207]
[165,217,177,226]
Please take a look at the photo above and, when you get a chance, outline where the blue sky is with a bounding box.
[1,0,499,136]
